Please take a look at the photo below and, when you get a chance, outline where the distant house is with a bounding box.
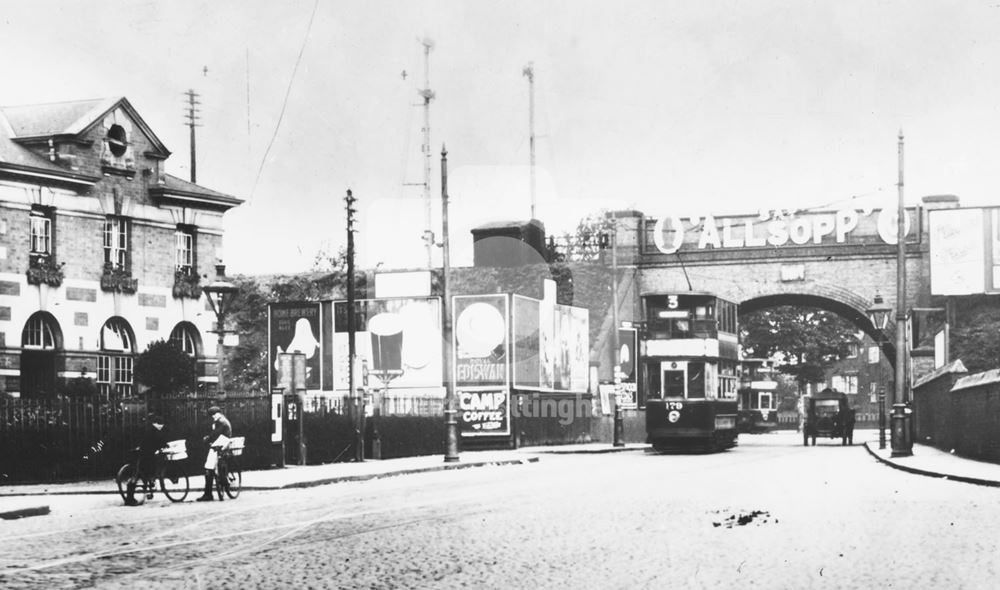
[825,333,889,424]
[0,97,241,398]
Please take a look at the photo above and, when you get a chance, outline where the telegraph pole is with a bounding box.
[522,62,536,219]
[345,189,363,462]
[441,145,459,462]
[611,214,624,446]
[419,39,436,267]
[183,89,201,183]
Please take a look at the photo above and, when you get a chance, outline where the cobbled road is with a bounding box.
[1,432,998,589]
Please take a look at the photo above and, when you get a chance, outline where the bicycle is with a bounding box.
[115,439,190,504]
[213,436,244,500]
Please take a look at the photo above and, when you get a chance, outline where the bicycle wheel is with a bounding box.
[224,461,241,499]
[160,463,190,502]
[116,463,145,505]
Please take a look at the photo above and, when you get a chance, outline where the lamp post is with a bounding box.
[441,145,459,463]
[866,293,892,450]
[203,264,238,396]
[892,130,913,457]
[609,214,625,447]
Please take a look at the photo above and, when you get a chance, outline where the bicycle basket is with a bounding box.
[228,436,245,457]
[164,439,188,461]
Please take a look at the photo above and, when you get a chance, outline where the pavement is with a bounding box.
[5,431,1000,520]
[0,442,647,519]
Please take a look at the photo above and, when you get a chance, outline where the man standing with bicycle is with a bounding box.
[197,406,232,502]
[125,414,169,506]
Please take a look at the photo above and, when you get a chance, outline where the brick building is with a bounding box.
[0,97,241,398]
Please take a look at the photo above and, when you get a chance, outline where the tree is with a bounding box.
[740,306,858,390]
[134,340,197,397]
[950,296,1000,374]
[552,211,613,262]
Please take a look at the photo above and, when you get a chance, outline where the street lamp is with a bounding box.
[866,293,892,450]
[892,130,913,457]
[441,145,459,463]
[203,263,238,395]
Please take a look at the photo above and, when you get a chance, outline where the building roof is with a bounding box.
[0,96,240,207]
[0,97,119,138]
[149,174,243,210]
[0,108,98,186]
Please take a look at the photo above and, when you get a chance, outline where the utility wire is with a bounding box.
[248,0,320,203]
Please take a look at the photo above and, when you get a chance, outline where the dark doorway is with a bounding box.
[20,350,56,397]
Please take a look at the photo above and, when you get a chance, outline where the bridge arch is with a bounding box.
[735,282,897,367]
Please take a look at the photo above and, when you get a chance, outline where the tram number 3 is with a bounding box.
[667,295,679,309]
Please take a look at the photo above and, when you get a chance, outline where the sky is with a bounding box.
[2,0,1000,275]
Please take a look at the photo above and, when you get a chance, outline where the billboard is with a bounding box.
[454,294,510,437]
[268,302,322,391]
[512,294,589,392]
[930,207,1000,295]
[330,297,442,392]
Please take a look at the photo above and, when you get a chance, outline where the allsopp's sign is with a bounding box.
[648,207,916,254]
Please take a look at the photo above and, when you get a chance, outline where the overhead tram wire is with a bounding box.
[247,0,321,204]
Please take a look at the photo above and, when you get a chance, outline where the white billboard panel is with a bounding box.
[929,208,986,295]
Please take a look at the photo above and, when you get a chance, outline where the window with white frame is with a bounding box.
[175,227,194,272]
[170,323,199,357]
[104,216,129,269]
[831,374,859,394]
[98,318,134,398]
[30,208,53,255]
[22,313,56,349]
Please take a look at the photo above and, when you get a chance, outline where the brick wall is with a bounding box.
[912,361,967,450]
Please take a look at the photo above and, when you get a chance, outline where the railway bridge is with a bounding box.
[602,195,964,369]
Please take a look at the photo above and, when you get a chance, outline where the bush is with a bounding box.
[135,340,197,397]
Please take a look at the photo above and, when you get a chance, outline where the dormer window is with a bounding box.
[107,124,128,157]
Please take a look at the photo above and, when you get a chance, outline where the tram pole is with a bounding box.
[441,145,460,463]
[611,214,625,447]
[891,130,913,457]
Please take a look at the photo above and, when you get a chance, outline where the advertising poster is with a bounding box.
[453,295,509,388]
[538,293,555,390]
[330,297,442,392]
[617,327,638,409]
[512,294,589,393]
[454,295,509,437]
[512,295,540,388]
[929,208,985,295]
[458,388,510,437]
[568,306,590,392]
[268,302,322,391]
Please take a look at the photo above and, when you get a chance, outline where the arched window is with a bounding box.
[98,317,135,399]
[169,322,201,357]
[20,312,62,398]
[22,313,57,350]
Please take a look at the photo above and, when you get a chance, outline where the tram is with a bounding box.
[642,292,740,452]
[737,358,780,433]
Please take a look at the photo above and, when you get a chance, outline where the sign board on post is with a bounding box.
[271,390,283,443]
[617,327,638,409]
[453,294,510,437]
[268,303,322,391]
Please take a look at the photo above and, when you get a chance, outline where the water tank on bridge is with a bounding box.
[471,219,547,267]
